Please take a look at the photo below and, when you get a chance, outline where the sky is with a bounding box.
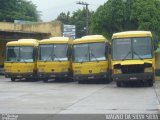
[29,0,107,22]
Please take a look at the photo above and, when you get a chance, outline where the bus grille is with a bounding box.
[121,65,144,74]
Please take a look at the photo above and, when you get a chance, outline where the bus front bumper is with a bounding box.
[73,72,109,81]
[38,72,71,79]
[5,72,35,79]
[112,72,154,82]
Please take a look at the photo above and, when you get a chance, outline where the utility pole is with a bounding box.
[76,1,89,35]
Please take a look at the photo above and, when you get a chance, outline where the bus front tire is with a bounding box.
[78,80,85,84]
[148,80,153,87]
[116,81,122,87]
[11,78,15,82]
[43,79,48,83]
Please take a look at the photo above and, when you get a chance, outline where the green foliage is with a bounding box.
[56,8,94,38]
[57,12,71,24]
[91,0,160,43]
[0,0,40,22]
[71,9,87,38]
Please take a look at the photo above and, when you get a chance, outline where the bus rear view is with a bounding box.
[111,31,155,87]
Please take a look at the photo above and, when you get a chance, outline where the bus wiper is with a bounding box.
[53,54,61,62]
[122,51,131,61]
[44,53,52,62]
[20,59,27,63]
[133,50,143,60]
[80,53,88,63]
[90,50,99,62]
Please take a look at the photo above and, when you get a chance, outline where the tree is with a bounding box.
[71,9,88,38]
[57,12,71,24]
[131,0,160,47]
[91,0,160,43]
[0,0,40,22]
[56,8,94,38]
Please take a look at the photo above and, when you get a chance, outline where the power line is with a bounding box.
[76,1,89,35]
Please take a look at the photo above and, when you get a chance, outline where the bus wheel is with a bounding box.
[148,80,153,87]
[105,79,111,84]
[116,82,122,87]
[11,77,15,82]
[78,80,84,84]
[43,79,48,83]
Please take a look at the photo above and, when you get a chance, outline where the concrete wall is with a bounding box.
[0,21,63,37]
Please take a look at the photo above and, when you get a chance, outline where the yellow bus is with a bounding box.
[37,37,72,82]
[72,35,111,83]
[111,31,155,87]
[4,39,39,81]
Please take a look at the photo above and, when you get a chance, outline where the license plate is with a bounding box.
[50,75,55,77]
[130,77,137,80]
[17,75,22,78]
[88,76,94,79]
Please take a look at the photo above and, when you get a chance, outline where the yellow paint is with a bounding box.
[73,35,109,44]
[72,35,111,80]
[7,39,38,47]
[37,37,72,75]
[73,61,108,74]
[112,59,153,66]
[37,61,71,73]
[4,39,38,78]
[4,62,35,73]
[111,31,155,82]
[112,31,152,39]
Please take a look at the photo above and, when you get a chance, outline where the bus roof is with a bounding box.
[39,37,72,44]
[7,39,38,46]
[73,35,108,44]
[112,31,152,39]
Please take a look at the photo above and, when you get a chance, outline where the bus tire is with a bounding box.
[11,77,15,82]
[43,79,48,83]
[78,80,84,84]
[148,80,153,87]
[105,79,110,84]
[116,81,122,87]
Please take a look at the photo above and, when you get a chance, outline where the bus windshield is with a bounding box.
[6,46,34,62]
[112,37,152,60]
[73,42,107,62]
[39,44,68,61]
[19,47,34,62]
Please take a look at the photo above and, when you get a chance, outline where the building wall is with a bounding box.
[0,21,63,68]
[0,21,63,37]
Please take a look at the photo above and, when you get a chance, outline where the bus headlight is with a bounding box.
[74,70,81,74]
[113,69,122,74]
[5,69,10,72]
[38,69,44,72]
[144,67,153,72]
[100,68,107,72]
[28,70,32,72]
[61,68,68,72]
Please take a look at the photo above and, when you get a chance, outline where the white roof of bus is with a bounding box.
[7,39,38,46]
[39,37,71,44]
[74,35,109,44]
[112,31,152,39]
